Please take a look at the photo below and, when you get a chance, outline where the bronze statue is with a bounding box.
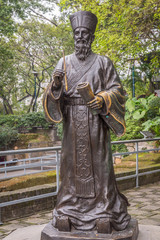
[43,11,131,234]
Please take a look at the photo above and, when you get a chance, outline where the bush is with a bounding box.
[147,97,160,118]
[0,112,51,132]
[0,126,18,150]
[0,112,53,149]
[110,118,142,153]
[56,122,63,140]
[142,117,160,137]
[125,95,160,136]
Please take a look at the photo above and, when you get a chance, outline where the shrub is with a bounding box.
[110,118,142,153]
[147,97,160,118]
[0,112,51,132]
[125,95,160,136]
[56,122,63,140]
[0,126,18,150]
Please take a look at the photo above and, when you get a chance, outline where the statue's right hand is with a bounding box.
[53,69,64,88]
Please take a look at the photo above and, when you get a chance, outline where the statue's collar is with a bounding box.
[65,51,97,92]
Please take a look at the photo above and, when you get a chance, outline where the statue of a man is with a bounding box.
[43,11,131,233]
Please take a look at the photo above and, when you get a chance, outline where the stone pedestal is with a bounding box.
[41,219,139,240]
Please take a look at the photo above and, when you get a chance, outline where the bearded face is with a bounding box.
[74,27,94,61]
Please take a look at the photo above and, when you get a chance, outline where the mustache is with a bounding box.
[75,38,91,48]
[75,39,88,49]
[76,38,87,44]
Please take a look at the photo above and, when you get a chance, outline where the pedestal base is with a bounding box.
[41,218,139,240]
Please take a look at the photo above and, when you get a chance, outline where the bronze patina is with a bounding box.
[43,11,135,237]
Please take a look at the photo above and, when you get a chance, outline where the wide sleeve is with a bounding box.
[43,58,64,123]
[97,57,126,137]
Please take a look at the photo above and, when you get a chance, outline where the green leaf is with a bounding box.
[126,99,135,112]
[133,110,146,120]
[139,98,147,107]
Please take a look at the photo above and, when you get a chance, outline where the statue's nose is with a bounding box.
[78,31,83,38]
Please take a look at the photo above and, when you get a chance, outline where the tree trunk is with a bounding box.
[3,99,13,114]
[27,95,35,113]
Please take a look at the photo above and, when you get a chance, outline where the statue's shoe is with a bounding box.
[56,216,71,232]
[96,218,112,234]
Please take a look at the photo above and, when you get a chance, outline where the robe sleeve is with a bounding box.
[43,58,64,123]
[97,57,126,137]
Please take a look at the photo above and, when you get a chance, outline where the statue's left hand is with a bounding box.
[87,96,104,110]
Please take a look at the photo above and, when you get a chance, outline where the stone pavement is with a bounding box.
[0,182,159,240]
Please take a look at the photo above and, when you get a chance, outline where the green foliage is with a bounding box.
[0,18,74,114]
[0,112,51,131]
[56,122,63,140]
[121,64,151,99]
[111,94,160,148]
[0,125,18,150]
[147,96,160,118]
[0,0,55,36]
[60,0,160,99]
[0,37,18,114]
[111,142,128,154]
[125,95,157,121]
[0,1,73,114]
[60,0,160,61]
[0,112,52,148]
[59,0,160,98]
[111,116,142,153]
[111,118,142,152]
[142,117,160,136]
[124,119,142,140]
[125,95,160,136]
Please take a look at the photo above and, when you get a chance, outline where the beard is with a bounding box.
[75,38,92,61]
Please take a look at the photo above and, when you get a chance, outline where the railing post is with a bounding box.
[24,159,26,175]
[135,142,139,188]
[56,150,60,193]
[0,208,3,225]
[5,162,7,179]
[41,158,43,171]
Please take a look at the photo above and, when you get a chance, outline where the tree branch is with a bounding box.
[18,94,31,102]
[28,8,58,27]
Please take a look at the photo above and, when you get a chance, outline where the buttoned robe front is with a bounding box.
[43,52,131,231]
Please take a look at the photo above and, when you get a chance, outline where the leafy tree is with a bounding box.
[0,37,18,114]
[0,0,62,114]
[0,16,74,114]
[0,0,57,36]
[10,19,74,113]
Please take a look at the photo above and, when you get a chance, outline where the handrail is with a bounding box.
[0,146,61,156]
[111,137,160,144]
[0,137,159,156]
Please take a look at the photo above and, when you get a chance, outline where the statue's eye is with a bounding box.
[82,31,89,37]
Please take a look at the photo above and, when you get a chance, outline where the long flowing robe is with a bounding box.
[43,52,131,231]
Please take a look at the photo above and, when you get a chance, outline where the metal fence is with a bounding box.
[0,137,160,224]
[0,148,60,180]
[111,138,160,187]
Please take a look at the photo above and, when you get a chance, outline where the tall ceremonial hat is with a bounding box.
[69,11,98,33]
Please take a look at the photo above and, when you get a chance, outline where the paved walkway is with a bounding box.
[0,182,159,239]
